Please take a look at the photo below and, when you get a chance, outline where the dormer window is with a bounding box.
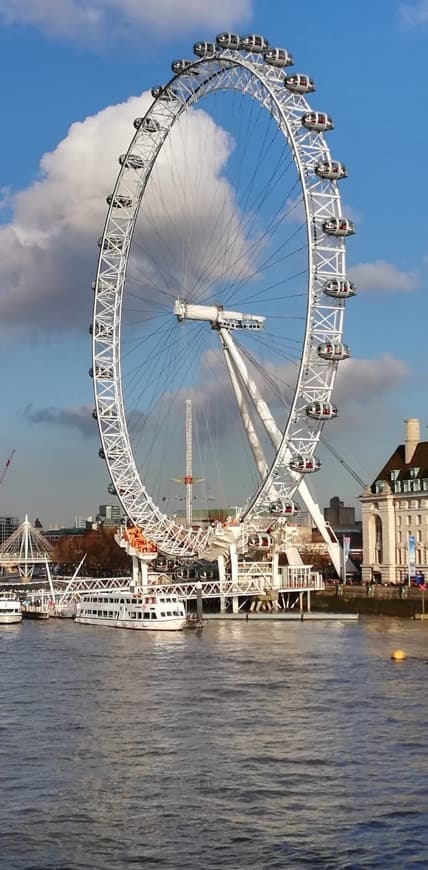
[390,469,400,481]
[409,467,419,479]
[375,480,385,494]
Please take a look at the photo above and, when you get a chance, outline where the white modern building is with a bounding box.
[360,419,428,584]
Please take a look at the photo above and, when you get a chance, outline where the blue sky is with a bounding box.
[0,0,427,527]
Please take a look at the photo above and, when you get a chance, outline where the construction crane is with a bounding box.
[0,450,15,487]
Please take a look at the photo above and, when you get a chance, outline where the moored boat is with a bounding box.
[22,591,52,619]
[75,589,187,631]
[0,594,23,624]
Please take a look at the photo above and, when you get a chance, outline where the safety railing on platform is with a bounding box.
[53,567,323,603]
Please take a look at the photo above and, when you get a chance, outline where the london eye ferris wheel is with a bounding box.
[91,32,356,558]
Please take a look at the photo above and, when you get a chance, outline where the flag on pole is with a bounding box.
[408,534,416,584]
[342,535,351,583]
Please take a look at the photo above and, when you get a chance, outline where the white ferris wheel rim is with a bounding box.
[92,36,353,557]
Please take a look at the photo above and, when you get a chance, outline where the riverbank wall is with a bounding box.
[312,585,426,618]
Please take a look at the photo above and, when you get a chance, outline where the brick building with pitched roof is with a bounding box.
[360,419,428,584]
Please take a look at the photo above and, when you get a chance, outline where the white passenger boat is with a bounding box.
[0,595,23,624]
[75,589,187,631]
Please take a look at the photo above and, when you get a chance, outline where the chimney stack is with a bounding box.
[404,418,420,464]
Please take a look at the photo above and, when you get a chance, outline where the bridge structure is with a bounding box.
[53,523,324,614]
[0,515,55,584]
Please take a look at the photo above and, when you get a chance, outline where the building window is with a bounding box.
[409,467,420,479]
[394,481,402,493]
[416,515,422,525]
[390,469,400,481]
[375,481,385,494]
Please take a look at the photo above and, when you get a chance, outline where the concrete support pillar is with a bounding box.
[132,555,140,586]
[229,544,239,614]
[271,550,280,589]
[140,560,149,591]
[217,554,226,613]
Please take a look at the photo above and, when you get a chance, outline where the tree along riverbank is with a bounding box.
[312,584,427,618]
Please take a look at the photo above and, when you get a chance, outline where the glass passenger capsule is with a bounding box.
[323,279,356,299]
[92,408,97,420]
[269,499,298,517]
[301,111,333,132]
[263,48,293,67]
[317,342,350,361]
[98,404,117,418]
[285,74,315,94]
[93,323,113,338]
[305,402,338,420]
[216,32,240,50]
[139,117,162,133]
[193,41,216,57]
[97,235,124,251]
[315,160,347,180]
[98,448,105,460]
[107,482,117,495]
[119,153,145,169]
[92,364,114,379]
[106,194,132,208]
[248,534,272,549]
[151,85,177,101]
[171,59,197,74]
[322,217,355,237]
[289,455,321,473]
[240,34,269,52]
[197,567,215,579]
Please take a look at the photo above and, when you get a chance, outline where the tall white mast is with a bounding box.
[185,398,192,528]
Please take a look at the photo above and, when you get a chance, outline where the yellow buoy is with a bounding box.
[391,649,407,661]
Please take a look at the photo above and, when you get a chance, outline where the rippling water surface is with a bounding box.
[1,616,427,869]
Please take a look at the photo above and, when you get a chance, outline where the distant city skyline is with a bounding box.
[0,0,427,526]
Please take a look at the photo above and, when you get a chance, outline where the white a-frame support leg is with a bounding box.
[219,328,341,577]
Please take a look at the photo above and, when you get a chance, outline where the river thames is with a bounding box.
[1,617,427,869]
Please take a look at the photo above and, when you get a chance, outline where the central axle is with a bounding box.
[173,300,265,331]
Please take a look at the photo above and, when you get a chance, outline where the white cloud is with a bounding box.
[0,91,255,337]
[24,403,95,437]
[335,354,409,406]
[28,353,410,444]
[0,0,252,41]
[400,0,428,25]
[348,259,418,292]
